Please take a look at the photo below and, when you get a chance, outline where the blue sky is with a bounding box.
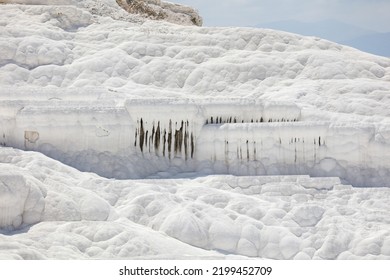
[173,0,390,32]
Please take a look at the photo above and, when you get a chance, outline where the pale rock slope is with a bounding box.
[116,0,202,26]
[0,0,202,25]
[1,148,389,259]
[0,0,390,259]
[1,0,389,185]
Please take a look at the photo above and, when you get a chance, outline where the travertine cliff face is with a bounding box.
[116,0,202,26]
[0,0,203,26]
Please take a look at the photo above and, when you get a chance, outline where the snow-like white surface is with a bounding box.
[1,148,389,259]
[1,95,389,186]
[0,0,390,259]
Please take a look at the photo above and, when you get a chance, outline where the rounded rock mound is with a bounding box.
[0,167,45,230]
